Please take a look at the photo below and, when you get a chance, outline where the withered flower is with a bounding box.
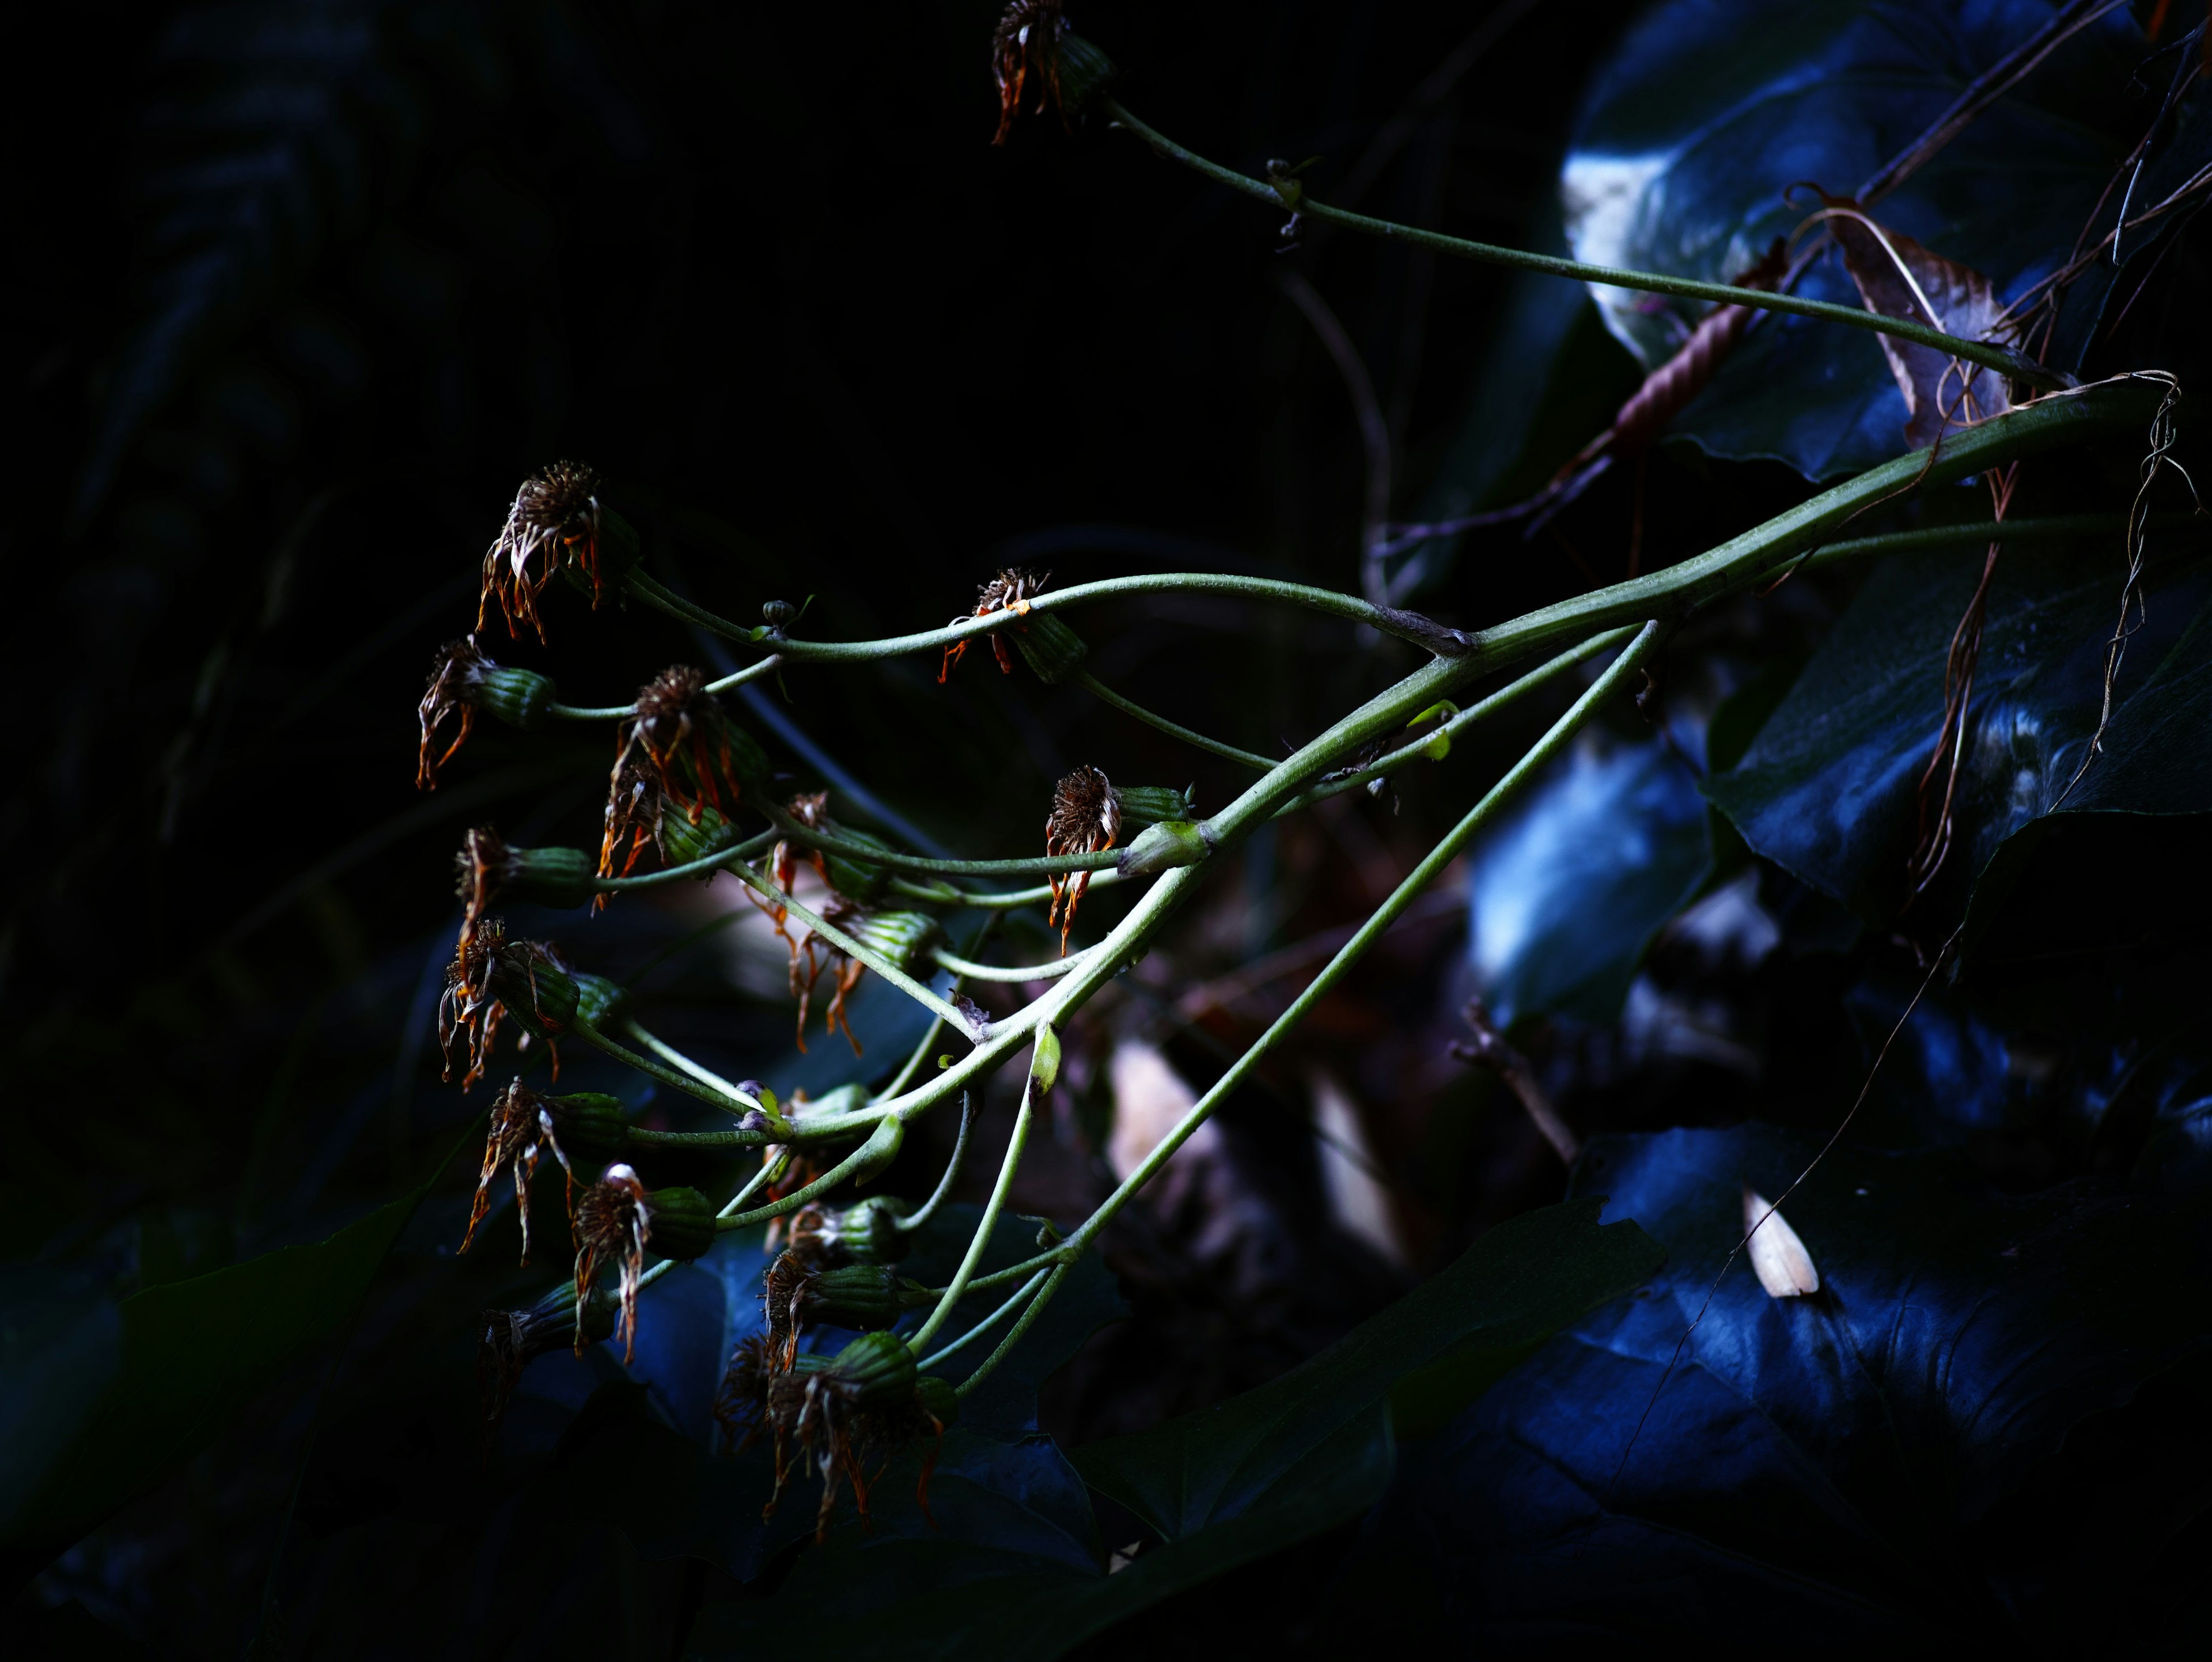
[614,666,748,828]
[1044,764,1120,955]
[597,754,668,895]
[939,567,1049,682]
[571,1165,715,1362]
[713,1331,790,1450]
[418,638,556,791]
[479,461,607,644]
[459,1079,631,1262]
[760,1335,955,1539]
[991,3,1113,143]
[479,1285,618,1432]
[438,919,577,1091]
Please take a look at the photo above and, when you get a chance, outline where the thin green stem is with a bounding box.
[571,1019,767,1126]
[872,917,995,1103]
[906,1028,1047,1353]
[892,1090,976,1235]
[964,621,1665,1302]
[1099,96,2061,390]
[1287,626,1635,809]
[548,655,786,720]
[713,1132,889,1231]
[620,1019,759,1108]
[1465,380,2162,676]
[766,805,1122,879]
[887,872,1120,909]
[722,858,979,1032]
[718,1148,791,1217]
[1073,671,1276,770]
[597,830,778,894]
[953,1260,1073,1399]
[917,1267,1050,1373]
[1802,510,2200,571]
[929,943,1099,983]
[625,568,760,642]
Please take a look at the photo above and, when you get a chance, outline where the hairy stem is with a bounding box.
[1099,96,2061,389]
[929,943,1100,983]
[892,1091,976,1236]
[1074,670,1277,769]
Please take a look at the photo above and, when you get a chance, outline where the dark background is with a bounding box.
[8,1,2209,1655]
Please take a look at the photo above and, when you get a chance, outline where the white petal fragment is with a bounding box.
[1743,1187,1820,1298]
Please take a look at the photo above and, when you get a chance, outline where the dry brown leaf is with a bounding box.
[1743,1186,1820,1298]
[1815,192,2012,448]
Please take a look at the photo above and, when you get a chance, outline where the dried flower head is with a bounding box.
[614,665,745,828]
[419,638,493,790]
[459,1078,628,1262]
[454,824,513,965]
[996,1,1099,143]
[940,568,1049,682]
[438,920,574,1090]
[1044,764,1120,954]
[479,461,607,644]
[713,1331,785,1449]
[479,1286,617,1432]
[573,1164,651,1362]
[597,753,668,893]
[760,1338,952,1539]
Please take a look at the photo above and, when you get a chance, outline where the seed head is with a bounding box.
[614,665,747,829]
[438,920,575,1090]
[479,461,607,644]
[419,638,493,790]
[940,567,1049,682]
[1044,764,1119,955]
[573,1164,650,1361]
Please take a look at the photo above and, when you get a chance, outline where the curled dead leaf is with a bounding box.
[1743,1186,1820,1298]
[1812,192,2012,448]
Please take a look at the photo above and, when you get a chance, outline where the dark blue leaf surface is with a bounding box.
[1564,0,2139,477]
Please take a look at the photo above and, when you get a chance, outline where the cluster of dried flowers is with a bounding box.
[714,1199,953,1540]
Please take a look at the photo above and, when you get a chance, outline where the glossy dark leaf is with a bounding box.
[694,1200,1662,1659]
[1356,1122,2212,1641]
[1,1176,434,1584]
[1468,730,1713,1025]
[1705,537,2212,929]
[1565,0,2138,477]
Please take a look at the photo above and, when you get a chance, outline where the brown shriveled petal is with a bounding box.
[991,1,1069,145]
[461,1078,554,1262]
[1044,764,1119,956]
[758,1371,945,1539]
[478,461,605,644]
[615,666,742,828]
[597,754,666,900]
[763,1249,814,1368]
[940,567,1049,682]
[573,1164,650,1362]
[418,638,493,791]
[770,792,833,898]
[437,922,570,1091]
[455,825,516,964]
[713,1331,785,1449]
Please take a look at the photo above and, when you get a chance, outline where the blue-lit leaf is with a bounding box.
[1565,0,2139,478]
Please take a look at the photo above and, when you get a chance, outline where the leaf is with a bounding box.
[1705,536,2212,930]
[1350,1122,2212,1641]
[1816,194,2012,448]
[690,1200,1663,1659]
[1468,730,1713,1025]
[1,1175,437,1585]
[1564,0,2139,478]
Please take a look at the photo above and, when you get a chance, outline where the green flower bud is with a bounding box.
[509,845,597,908]
[572,971,625,1028]
[1056,31,1116,114]
[841,909,940,975]
[476,665,557,730]
[658,801,743,868]
[1115,785,1195,827]
[1012,611,1089,684]
[824,1195,912,1265]
[822,827,896,903]
[558,505,639,600]
[914,1375,959,1429]
[800,1265,927,1331]
[642,1185,715,1263]
[825,1331,917,1408]
[846,1115,906,1188]
[540,1091,631,1172]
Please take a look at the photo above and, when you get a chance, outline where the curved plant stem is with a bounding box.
[621,1018,759,1106]
[906,1028,1047,1354]
[930,943,1099,983]
[887,872,1120,909]
[717,1149,791,1216]
[954,1260,1073,1399]
[961,621,1665,1303]
[721,858,980,1032]
[571,1019,768,1125]
[548,655,785,721]
[1074,670,1277,770]
[596,830,778,894]
[918,1267,1051,1373]
[1098,96,2061,390]
[766,804,1121,879]
[892,1091,977,1236]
